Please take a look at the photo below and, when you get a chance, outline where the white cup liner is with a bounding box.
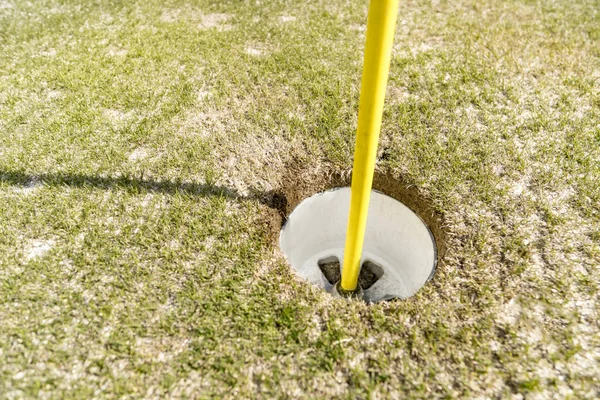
[279,187,437,302]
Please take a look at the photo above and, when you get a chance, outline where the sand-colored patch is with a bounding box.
[196,88,212,102]
[199,13,232,30]
[128,148,148,162]
[25,239,56,261]
[103,108,137,130]
[106,46,128,57]
[497,298,521,325]
[160,9,232,31]
[245,46,264,57]
[175,109,226,139]
[39,48,57,57]
[278,15,296,23]
[159,9,180,23]
[12,177,42,195]
[46,90,62,100]
[350,24,366,32]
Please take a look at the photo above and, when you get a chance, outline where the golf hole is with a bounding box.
[271,168,446,303]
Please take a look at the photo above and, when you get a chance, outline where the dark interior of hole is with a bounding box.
[318,256,340,285]
[358,261,384,289]
[318,257,385,290]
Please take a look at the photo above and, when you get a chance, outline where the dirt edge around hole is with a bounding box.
[258,165,448,268]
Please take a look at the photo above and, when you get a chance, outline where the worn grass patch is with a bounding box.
[1,0,599,398]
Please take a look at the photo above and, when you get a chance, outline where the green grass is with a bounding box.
[1,0,599,398]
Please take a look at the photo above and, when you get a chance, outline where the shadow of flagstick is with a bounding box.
[0,169,288,217]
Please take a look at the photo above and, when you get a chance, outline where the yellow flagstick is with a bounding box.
[340,0,400,292]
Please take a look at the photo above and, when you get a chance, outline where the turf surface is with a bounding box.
[1,0,599,398]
